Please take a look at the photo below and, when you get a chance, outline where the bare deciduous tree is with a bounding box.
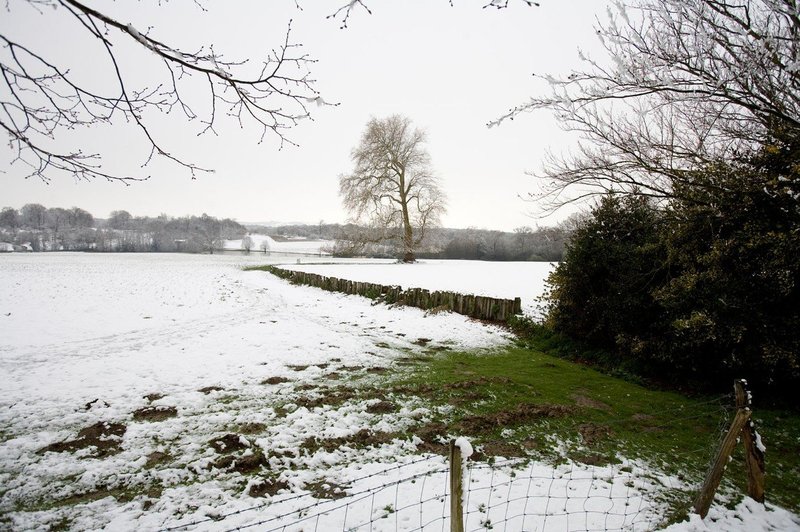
[241,235,253,254]
[1,0,322,184]
[339,115,447,262]
[492,0,800,213]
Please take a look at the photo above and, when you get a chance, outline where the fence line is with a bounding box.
[260,265,522,322]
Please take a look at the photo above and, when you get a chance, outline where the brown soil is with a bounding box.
[295,387,358,410]
[324,372,341,380]
[305,480,349,500]
[287,365,309,372]
[295,383,317,391]
[572,394,612,412]
[209,434,251,454]
[412,338,432,346]
[132,406,178,422]
[366,366,388,374]
[366,400,398,414]
[83,398,110,410]
[144,451,171,469]
[261,377,290,385]
[37,421,126,457]
[239,423,267,435]
[472,440,528,461]
[569,451,614,466]
[300,428,397,454]
[439,377,512,391]
[212,450,267,473]
[143,393,165,403]
[248,478,290,498]
[578,423,613,446]
[458,403,574,434]
[410,422,450,455]
[198,386,224,394]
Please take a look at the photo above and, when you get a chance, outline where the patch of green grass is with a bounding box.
[386,345,800,517]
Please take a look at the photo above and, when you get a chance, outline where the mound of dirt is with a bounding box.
[261,376,291,385]
[458,403,574,434]
[248,478,290,498]
[132,406,177,422]
[366,400,398,414]
[198,386,224,394]
[209,433,250,454]
[300,428,397,454]
[37,421,126,457]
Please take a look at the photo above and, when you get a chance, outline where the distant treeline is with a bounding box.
[251,223,571,262]
[1,204,569,260]
[0,205,245,253]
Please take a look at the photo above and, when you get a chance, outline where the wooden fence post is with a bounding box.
[736,380,766,503]
[693,379,762,518]
[449,440,465,532]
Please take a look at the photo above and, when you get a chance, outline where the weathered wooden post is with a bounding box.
[693,379,765,518]
[449,440,465,532]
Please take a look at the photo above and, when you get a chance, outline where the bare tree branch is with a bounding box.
[492,0,800,214]
[1,0,325,183]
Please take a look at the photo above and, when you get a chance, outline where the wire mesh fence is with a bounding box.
[159,452,699,531]
[157,392,745,531]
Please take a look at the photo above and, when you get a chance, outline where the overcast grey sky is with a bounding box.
[2,0,610,231]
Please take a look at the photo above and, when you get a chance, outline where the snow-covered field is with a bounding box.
[287,260,556,315]
[0,254,796,531]
[222,234,333,255]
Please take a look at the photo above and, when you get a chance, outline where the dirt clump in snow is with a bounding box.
[366,366,388,374]
[143,393,165,402]
[211,449,267,473]
[366,400,398,414]
[305,480,349,500]
[578,423,613,446]
[472,440,527,461]
[569,451,614,466]
[198,386,224,394]
[287,364,309,372]
[458,403,574,433]
[261,376,290,385]
[239,422,267,434]
[210,433,250,454]
[294,386,358,409]
[83,398,110,410]
[324,371,342,380]
[145,451,171,468]
[132,406,178,422]
[37,421,126,457]
[412,337,432,346]
[411,422,450,455]
[248,478,290,498]
[300,428,397,454]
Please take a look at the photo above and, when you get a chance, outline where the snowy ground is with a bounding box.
[222,234,333,255]
[0,254,796,531]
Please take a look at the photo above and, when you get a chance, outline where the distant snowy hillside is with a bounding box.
[223,234,333,255]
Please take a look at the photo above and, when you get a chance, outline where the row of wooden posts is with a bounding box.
[265,265,522,322]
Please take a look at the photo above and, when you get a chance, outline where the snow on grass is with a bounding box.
[1,253,793,531]
[0,253,509,529]
[286,259,556,315]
